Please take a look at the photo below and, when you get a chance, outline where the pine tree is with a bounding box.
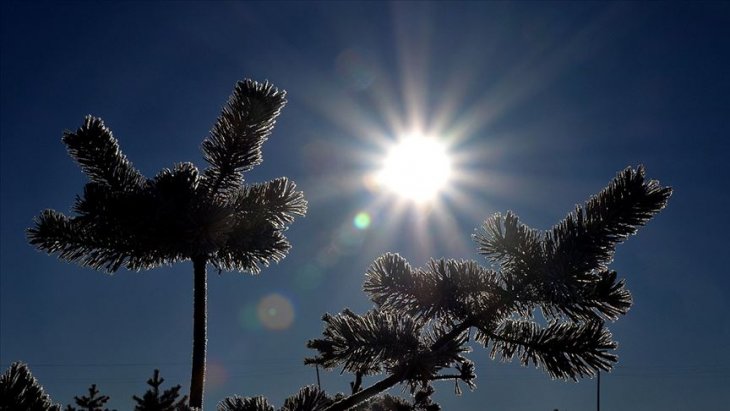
[0,362,61,411]
[219,166,671,411]
[27,79,307,409]
[132,369,191,411]
[65,384,113,411]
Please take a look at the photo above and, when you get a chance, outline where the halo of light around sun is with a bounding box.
[375,133,453,203]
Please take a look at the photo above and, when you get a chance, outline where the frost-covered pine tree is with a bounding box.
[0,362,61,411]
[28,79,307,409]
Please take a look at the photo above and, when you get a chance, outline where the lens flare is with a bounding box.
[353,212,371,229]
[206,360,229,390]
[257,293,295,330]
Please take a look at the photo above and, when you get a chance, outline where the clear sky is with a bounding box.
[1,1,728,410]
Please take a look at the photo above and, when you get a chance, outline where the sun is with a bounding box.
[375,133,453,203]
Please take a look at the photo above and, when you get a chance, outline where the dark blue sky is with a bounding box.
[2,1,728,410]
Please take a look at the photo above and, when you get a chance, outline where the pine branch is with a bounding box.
[217,396,274,411]
[347,394,414,411]
[481,319,616,380]
[27,209,172,272]
[62,116,145,190]
[362,253,418,312]
[543,165,672,279]
[305,309,422,375]
[202,79,287,197]
[280,386,332,411]
[364,254,501,322]
[231,177,307,229]
[213,221,290,274]
[474,211,544,279]
[431,358,476,391]
[473,166,671,322]
[27,210,127,272]
[533,166,670,321]
[538,270,632,322]
[306,312,475,411]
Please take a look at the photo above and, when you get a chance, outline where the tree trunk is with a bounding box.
[324,373,403,411]
[189,257,207,409]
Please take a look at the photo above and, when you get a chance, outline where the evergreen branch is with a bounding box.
[473,166,669,321]
[347,394,414,411]
[232,177,307,229]
[363,253,422,317]
[543,166,672,278]
[27,210,127,272]
[213,223,290,274]
[364,254,501,322]
[429,358,477,390]
[217,396,274,411]
[202,79,287,196]
[62,116,145,190]
[280,386,332,411]
[430,375,461,381]
[473,212,544,283]
[28,209,178,272]
[309,315,475,411]
[151,163,201,202]
[483,319,616,380]
[538,270,632,322]
[401,323,472,390]
[70,183,163,258]
[422,259,501,320]
[72,181,143,226]
[305,309,422,375]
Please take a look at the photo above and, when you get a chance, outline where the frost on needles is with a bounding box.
[223,166,670,411]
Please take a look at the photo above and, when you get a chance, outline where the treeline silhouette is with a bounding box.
[0,363,188,411]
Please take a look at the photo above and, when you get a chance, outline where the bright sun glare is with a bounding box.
[376,133,452,203]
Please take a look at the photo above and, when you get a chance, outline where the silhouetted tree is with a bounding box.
[133,369,191,411]
[65,384,113,411]
[0,362,61,411]
[27,79,307,409]
[219,166,671,411]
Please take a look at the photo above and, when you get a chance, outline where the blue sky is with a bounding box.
[1,1,728,410]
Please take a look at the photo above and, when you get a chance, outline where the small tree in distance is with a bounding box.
[64,384,113,411]
[218,166,671,411]
[27,79,307,409]
[133,369,190,411]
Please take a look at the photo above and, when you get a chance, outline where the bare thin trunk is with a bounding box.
[190,257,207,409]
